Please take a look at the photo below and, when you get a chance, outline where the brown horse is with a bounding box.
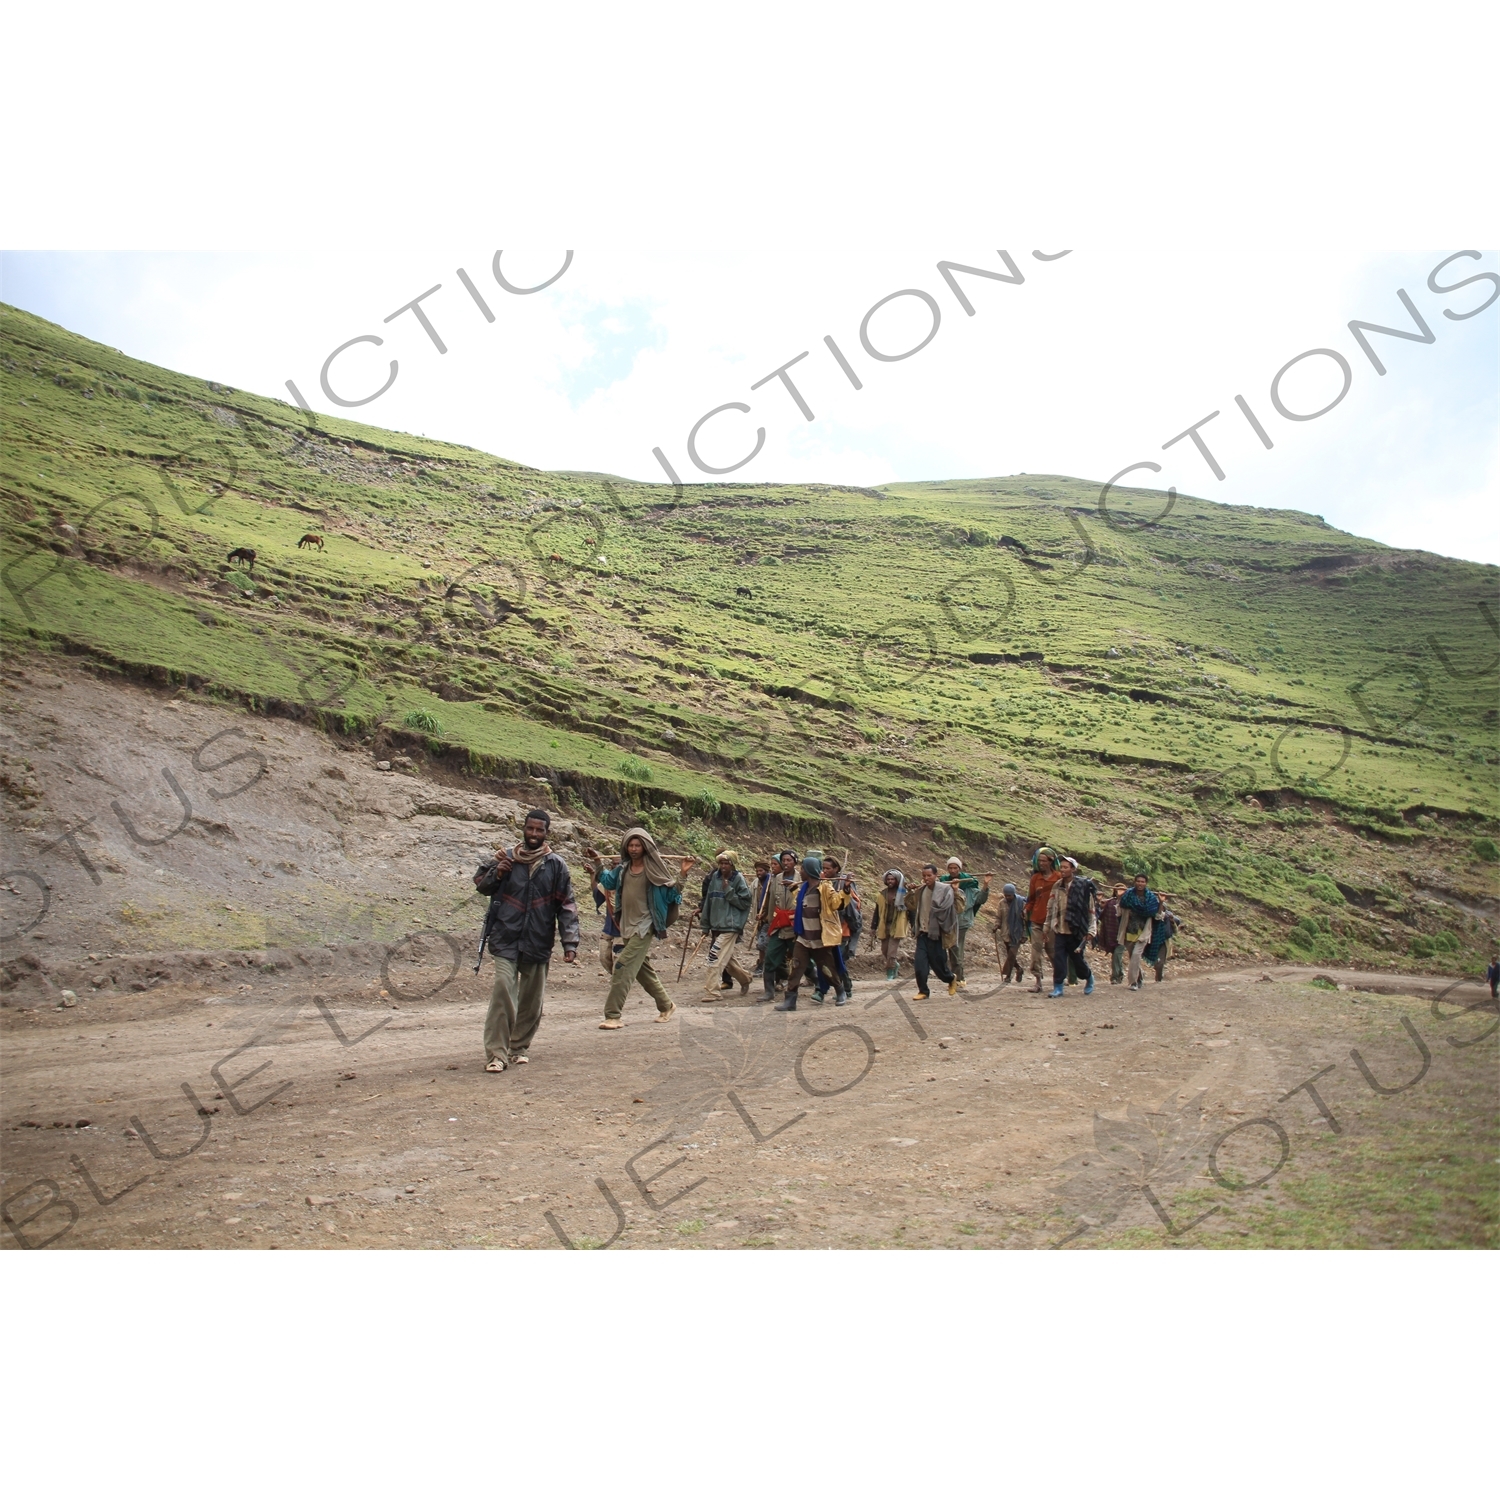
[227,547,256,572]
[298,533,324,550]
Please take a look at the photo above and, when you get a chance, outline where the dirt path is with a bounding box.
[4,957,1493,1249]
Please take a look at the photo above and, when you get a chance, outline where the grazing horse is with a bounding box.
[298,533,324,550]
[227,547,256,572]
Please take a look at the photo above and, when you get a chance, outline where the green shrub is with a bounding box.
[1304,876,1345,904]
[689,789,721,820]
[403,708,443,733]
[1474,837,1500,863]
[618,755,652,782]
[1409,935,1436,957]
[683,826,719,860]
[1288,914,1346,962]
[1432,931,1460,953]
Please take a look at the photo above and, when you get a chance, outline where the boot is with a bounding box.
[773,993,797,1011]
[886,965,898,981]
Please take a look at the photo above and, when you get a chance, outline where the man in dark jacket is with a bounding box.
[472,809,581,1072]
[909,864,959,1001]
[1045,857,1097,998]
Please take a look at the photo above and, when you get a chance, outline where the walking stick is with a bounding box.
[677,921,710,980]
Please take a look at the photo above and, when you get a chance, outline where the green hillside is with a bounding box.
[3,302,1497,969]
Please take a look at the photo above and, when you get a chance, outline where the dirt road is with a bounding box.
[4,956,1494,1249]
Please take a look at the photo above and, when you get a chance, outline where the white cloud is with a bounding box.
[3,247,1495,562]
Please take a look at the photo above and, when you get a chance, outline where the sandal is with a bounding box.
[484,1057,506,1072]
[598,1019,623,1030]
[654,1003,676,1023]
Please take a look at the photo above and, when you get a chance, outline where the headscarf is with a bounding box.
[999,882,1026,941]
[714,849,738,869]
[945,856,963,869]
[1030,845,1059,873]
[507,839,552,868]
[619,825,677,887]
[882,868,907,907]
[778,849,796,863]
[801,851,824,881]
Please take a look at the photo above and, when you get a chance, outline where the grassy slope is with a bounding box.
[3,303,1497,969]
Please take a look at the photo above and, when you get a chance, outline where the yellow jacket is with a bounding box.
[796,879,846,944]
[870,890,910,940]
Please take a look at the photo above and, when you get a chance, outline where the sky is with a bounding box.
[3,247,1495,565]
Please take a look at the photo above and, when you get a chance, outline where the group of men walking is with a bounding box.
[468,813,1180,1072]
[989,845,1182,999]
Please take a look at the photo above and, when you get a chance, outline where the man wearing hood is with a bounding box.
[586,827,697,1029]
[871,868,911,981]
[472,809,582,1073]
[774,850,847,1011]
[993,881,1028,983]
[698,849,753,998]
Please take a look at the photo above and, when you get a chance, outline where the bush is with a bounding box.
[403,709,443,734]
[647,803,682,834]
[1474,837,1499,863]
[618,755,652,783]
[1409,935,1436,957]
[683,826,719,861]
[1304,876,1345,904]
[689,789,721,820]
[1288,914,1346,962]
